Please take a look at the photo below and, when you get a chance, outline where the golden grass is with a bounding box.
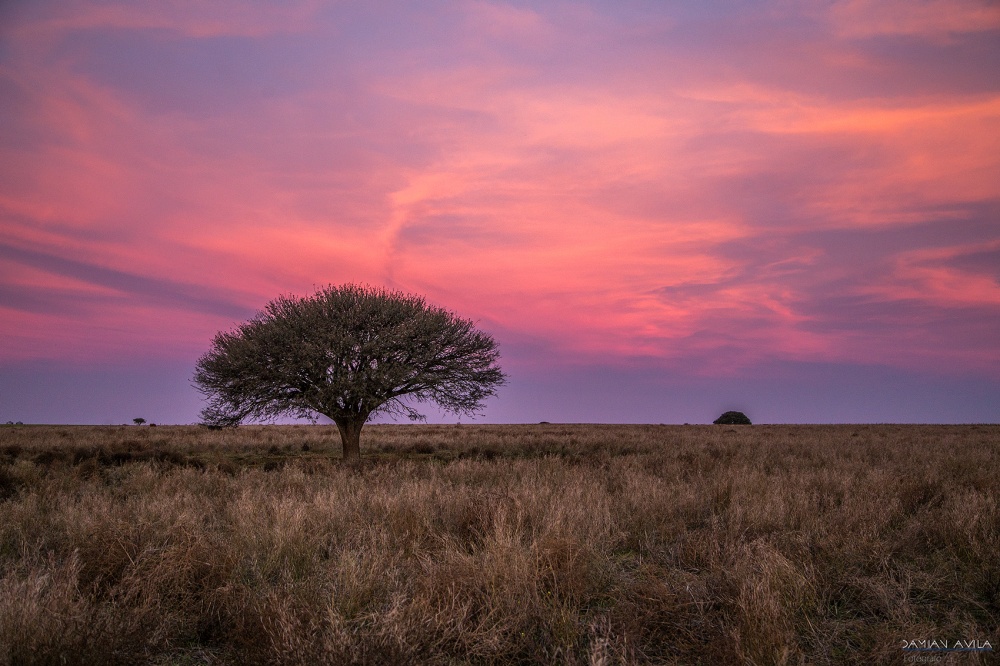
[0,423,997,664]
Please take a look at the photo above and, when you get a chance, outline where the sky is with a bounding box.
[1,0,999,425]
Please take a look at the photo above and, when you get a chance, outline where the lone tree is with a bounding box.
[132,417,146,426]
[193,284,506,460]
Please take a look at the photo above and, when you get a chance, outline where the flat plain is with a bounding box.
[0,423,997,665]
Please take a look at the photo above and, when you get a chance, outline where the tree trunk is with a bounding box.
[334,418,364,461]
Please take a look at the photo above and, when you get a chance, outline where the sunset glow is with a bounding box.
[1,1,998,424]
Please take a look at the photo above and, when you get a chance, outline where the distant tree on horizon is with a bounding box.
[193,284,506,460]
[714,411,751,425]
[132,417,146,426]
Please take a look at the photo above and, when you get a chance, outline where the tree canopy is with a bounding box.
[193,284,506,459]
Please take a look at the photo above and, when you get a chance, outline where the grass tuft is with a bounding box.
[0,424,997,664]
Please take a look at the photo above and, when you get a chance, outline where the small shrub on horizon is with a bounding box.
[713,411,752,425]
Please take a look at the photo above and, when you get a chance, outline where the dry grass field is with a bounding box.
[0,423,997,665]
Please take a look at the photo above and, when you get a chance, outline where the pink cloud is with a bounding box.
[829,0,1000,39]
[3,0,323,40]
[1,1,998,382]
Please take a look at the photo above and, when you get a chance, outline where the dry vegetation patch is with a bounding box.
[0,424,997,664]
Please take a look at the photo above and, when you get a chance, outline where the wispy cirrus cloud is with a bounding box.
[0,0,997,389]
[828,0,1000,38]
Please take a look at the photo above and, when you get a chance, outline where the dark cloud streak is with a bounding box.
[0,243,253,319]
